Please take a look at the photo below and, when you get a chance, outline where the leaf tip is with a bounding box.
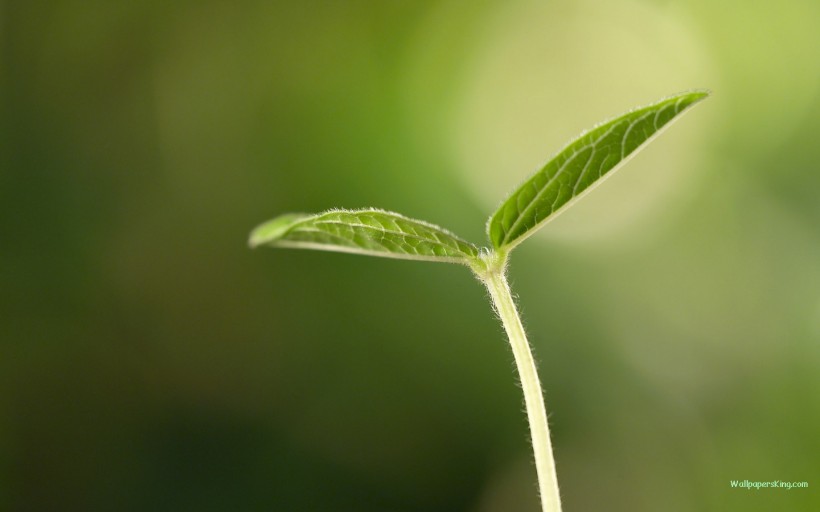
[680,88,711,107]
[248,213,308,249]
[247,228,264,249]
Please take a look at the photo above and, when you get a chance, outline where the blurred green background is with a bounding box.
[2,0,819,510]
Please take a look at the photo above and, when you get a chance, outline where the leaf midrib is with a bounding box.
[312,219,473,252]
[308,220,478,256]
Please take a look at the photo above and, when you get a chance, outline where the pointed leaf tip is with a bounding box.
[249,213,311,248]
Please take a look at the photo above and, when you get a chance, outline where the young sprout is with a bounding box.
[250,91,709,512]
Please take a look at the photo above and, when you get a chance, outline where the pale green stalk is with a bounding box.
[473,252,561,512]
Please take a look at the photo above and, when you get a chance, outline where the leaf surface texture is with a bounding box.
[250,209,479,264]
[487,91,709,249]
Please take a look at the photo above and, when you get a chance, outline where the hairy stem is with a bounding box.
[478,257,562,512]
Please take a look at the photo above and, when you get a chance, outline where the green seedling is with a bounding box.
[250,91,709,512]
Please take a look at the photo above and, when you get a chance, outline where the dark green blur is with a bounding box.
[2,1,818,511]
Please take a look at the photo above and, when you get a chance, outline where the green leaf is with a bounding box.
[487,90,710,250]
[249,208,479,264]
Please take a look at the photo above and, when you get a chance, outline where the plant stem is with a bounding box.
[479,258,562,512]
